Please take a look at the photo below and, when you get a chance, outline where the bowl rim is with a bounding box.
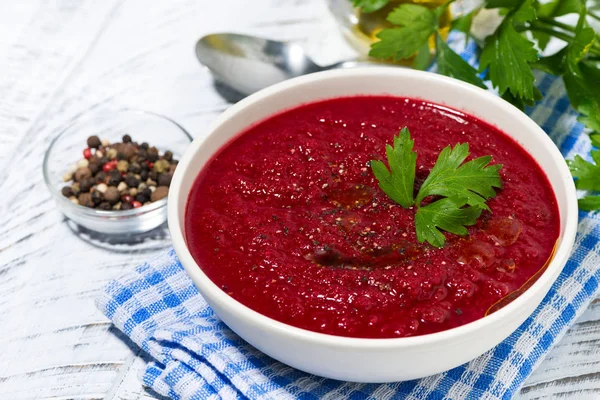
[43,107,193,218]
[169,67,578,348]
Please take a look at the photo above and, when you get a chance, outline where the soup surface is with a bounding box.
[185,96,560,338]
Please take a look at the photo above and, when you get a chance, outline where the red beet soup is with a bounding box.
[185,96,559,339]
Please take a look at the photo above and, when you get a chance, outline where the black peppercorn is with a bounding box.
[87,135,102,149]
[125,174,140,188]
[107,171,122,186]
[61,186,74,197]
[80,177,95,193]
[158,173,172,187]
[147,147,159,162]
[78,192,94,207]
[135,193,148,203]
[89,162,100,175]
[128,162,141,174]
[104,187,120,204]
[95,171,107,184]
[98,202,112,210]
[91,190,104,205]
[121,202,134,210]
[74,167,92,182]
[63,135,178,211]
[137,149,147,161]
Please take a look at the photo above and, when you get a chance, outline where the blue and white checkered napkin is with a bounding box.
[97,38,600,400]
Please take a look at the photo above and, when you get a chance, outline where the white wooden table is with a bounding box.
[1,1,599,399]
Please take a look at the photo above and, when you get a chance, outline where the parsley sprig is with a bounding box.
[568,148,600,210]
[371,128,502,247]
[353,0,600,210]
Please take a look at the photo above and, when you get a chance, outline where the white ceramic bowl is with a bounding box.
[168,68,577,382]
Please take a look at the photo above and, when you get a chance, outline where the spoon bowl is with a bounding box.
[195,33,376,96]
[196,33,321,96]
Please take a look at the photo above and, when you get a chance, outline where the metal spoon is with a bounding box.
[195,33,373,96]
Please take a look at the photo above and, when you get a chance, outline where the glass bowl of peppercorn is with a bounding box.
[43,108,193,234]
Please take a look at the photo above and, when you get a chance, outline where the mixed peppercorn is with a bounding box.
[61,134,178,210]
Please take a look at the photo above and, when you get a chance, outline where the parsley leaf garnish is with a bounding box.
[371,128,502,247]
[450,11,474,38]
[568,150,600,191]
[479,11,539,100]
[568,149,600,211]
[562,10,600,134]
[351,0,389,13]
[369,3,485,89]
[537,0,581,19]
[369,4,440,60]
[415,197,483,248]
[578,196,600,211]
[435,34,486,89]
[416,142,503,210]
[485,0,521,8]
[412,42,433,71]
[370,127,416,208]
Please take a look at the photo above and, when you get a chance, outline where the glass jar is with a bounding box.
[43,108,192,235]
[327,0,452,66]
